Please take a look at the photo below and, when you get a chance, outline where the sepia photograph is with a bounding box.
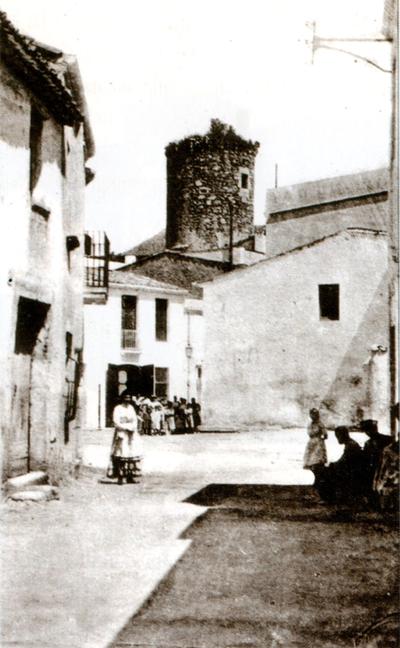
[0,1,398,647]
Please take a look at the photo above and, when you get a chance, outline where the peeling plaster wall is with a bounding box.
[0,61,87,480]
[202,231,389,431]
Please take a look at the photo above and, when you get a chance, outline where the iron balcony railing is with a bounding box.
[84,231,110,288]
[121,329,137,349]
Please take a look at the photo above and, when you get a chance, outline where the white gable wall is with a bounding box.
[202,230,389,431]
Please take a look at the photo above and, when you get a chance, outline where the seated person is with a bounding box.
[369,408,399,511]
[359,419,391,489]
[373,440,399,511]
[315,426,365,504]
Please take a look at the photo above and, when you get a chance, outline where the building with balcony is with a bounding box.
[0,12,94,479]
[83,121,264,429]
[84,268,206,428]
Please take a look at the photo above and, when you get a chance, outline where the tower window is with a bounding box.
[241,172,249,189]
[239,167,250,194]
[319,284,340,320]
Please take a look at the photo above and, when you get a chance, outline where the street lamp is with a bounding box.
[306,20,392,72]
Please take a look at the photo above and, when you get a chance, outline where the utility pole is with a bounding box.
[384,0,398,434]
[308,11,397,434]
[228,198,234,269]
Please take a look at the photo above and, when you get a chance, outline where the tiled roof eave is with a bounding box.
[109,280,187,295]
[269,190,388,218]
[1,14,82,126]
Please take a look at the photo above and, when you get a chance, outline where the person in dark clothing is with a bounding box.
[359,419,391,488]
[191,398,201,431]
[174,398,187,433]
[315,426,365,504]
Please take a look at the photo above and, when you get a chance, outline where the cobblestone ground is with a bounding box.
[1,429,397,648]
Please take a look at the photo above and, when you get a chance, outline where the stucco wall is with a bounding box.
[84,288,198,428]
[0,61,87,479]
[202,230,389,431]
[184,298,204,403]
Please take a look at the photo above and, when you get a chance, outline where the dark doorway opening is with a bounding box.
[106,363,154,426]
[11,297,50,476]
[14,297,50,355]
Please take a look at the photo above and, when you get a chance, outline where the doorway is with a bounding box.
[10,297,50,476]
[106,364,154,426]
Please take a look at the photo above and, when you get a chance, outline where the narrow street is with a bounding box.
[1,429,398,648]
[1,4,397,648]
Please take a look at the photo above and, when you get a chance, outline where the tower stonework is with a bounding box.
[165,120,259,251]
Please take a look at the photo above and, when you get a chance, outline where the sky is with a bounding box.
[1,0,392,253]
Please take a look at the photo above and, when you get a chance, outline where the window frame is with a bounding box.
[238,167,250,194]
[155,298,168,342]
[121,295,137,349]
[154,366,168,398]
[240,172,249,189]
[319,283,340,321]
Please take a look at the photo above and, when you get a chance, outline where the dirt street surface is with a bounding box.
[1,429,398,648]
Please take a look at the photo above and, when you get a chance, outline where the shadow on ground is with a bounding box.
[110,484,399,648]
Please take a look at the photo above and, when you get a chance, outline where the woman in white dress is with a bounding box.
[111,392,143,484]
[303,407,328,482]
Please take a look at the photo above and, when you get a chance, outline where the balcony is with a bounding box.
[121,328,137,350]
[84,231,110,304]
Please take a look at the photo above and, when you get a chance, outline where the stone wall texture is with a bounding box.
[166,120,259,252]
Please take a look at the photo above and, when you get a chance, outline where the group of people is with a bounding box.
[131,394,201,435]
[303,407,398,509]
[107,392,202,485]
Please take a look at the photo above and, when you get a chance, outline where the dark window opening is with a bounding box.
[319,284,340,320]
[66,235,80,272]
[14,297,49,355]
[30,106,43,193]
[155,298,168,341]
[66,332,73,361]
[155,367,168,398]
[241,172,249,189]
[84,233,92,256]
[64,349,83,444]
[121,295,137,348]
[61,129,66,177]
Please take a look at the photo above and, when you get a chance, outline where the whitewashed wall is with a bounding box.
[202,230,389,431]
[84,287,198,428]
[0,60,87,478]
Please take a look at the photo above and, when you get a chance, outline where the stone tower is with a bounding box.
[165,119,259,252]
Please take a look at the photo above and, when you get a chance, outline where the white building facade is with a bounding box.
[0,13,94,479]
[201,229,389,431]
[84,271,204,428]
